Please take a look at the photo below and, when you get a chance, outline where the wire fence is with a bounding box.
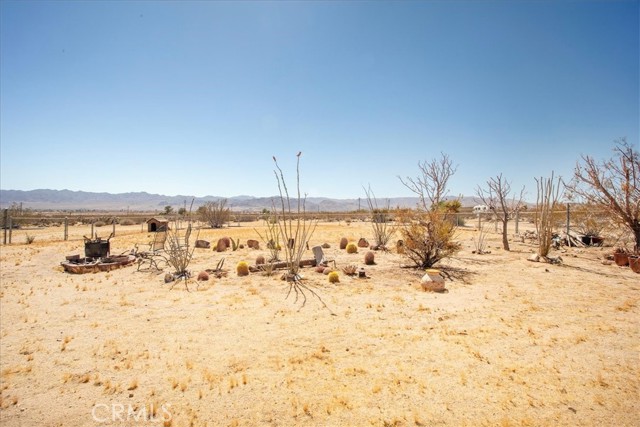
[0,205,614,245]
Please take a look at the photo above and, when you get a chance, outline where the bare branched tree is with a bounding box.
[363,185,396,248]
[535,172,563,259]
[197,199,230,228]
[399,153,457,210]
[566,138,640,252]
[397,153,461,268]
[476,174,525,251]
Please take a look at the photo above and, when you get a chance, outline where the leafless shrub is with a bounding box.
[255,213,281,262]
[476,173,525,251]
[270,153,331,312]
[535,172,563,259]
[197,199,230,228]
[258,261,276,277]
[472,225,489,254]
[164,201,199,290]
[363,185,396,248]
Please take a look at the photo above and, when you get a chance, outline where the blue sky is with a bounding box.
[1,1,638,201]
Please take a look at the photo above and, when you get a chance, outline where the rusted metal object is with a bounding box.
[83,233,113,258]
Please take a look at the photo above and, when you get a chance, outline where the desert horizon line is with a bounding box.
[1,187,478,202]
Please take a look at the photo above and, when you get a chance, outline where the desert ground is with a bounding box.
[0,219,638,426]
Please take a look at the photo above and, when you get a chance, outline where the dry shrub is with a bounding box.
[342,264,358,276]
[163,212,198,289]
[398,209,460,268]
[255,215,281,262]
[198,199,230,228]
[363,185,396,247]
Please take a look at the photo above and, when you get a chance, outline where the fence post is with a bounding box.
[112,218,116,237]
[3,209,7,245]
[64,217,69,241]
[515,210,519,235]
[8,215,12,244]
[478,212,481,230]
[566,203,571,247]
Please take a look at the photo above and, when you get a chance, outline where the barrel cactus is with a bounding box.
[364,251,375,265]
[236,261,250,276]
[346,243,358,254]
[328,271,340,283]
[339,237,348,250]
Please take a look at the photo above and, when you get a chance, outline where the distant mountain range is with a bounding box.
[0,189,481,212]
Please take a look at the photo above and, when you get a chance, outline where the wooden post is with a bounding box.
[112,218,116,237]
[3,209,7,245]
[64,217,69,241]
[566,203,571,247]
[515,210,519,235]
[8,215,12,244]
[478,212,481,230]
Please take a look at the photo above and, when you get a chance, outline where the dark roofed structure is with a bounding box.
[146,217,169,232]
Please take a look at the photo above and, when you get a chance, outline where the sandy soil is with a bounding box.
[0,220,638,426]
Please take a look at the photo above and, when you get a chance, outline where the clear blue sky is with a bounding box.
[1,0,638,200]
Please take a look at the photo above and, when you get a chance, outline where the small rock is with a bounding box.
[216,239,228,252]
[528,254,540,262]
[195,240,210,249]
[164,273,174,283]
[197,271,209,281]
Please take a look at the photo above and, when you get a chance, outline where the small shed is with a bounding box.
[146,217,169,232]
